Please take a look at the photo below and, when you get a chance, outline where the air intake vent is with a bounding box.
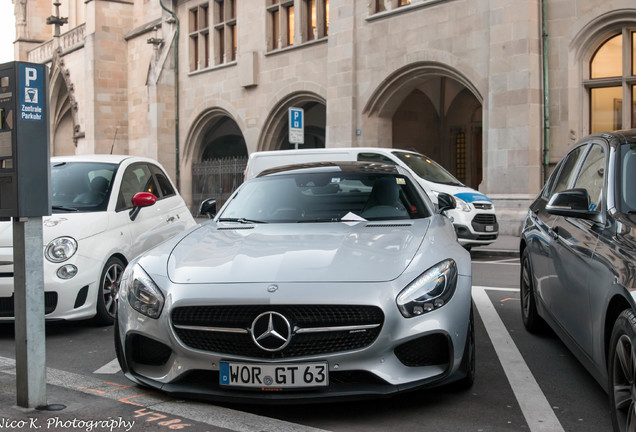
[365,223,413,228]
[217,226,254,231]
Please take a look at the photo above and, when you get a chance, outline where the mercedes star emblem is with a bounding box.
[251,311,291,352]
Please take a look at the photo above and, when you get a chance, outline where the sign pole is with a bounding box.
[13,217,47,408]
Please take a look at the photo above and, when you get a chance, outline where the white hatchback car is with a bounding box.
[0,155,195,325]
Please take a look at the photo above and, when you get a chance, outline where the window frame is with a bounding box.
[188,3,210,72]
[584,28,636,133]
[267,0,328,52]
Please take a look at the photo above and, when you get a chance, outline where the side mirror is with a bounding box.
[129,192,157,221]
[546,188,602,223]
[437,193,456,214]
[199,198,217,219]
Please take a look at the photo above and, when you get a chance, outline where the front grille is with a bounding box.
[0,292,58,317]
[472,214,497,224]
[394,333,450,367]
[172,305,384,359]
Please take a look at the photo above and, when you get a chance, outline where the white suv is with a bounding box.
[245,147,498,249]
[0,155,195,324]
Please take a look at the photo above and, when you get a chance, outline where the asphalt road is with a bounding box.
[0,252,612,432]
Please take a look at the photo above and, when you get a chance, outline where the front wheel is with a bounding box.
[92,256,125,326]
[609,309,636,432]
[520,249,546,333]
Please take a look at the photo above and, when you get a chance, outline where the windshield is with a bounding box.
[51,162,117,213]
[392,151,463,186]
[619,143,636,215]
[219,171,431,223]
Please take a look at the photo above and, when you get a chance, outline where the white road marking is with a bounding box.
[93,358,120,374]
[0,356,330,432]
[475,258,520,265]
[480,286,520,292]
[472,286,565,432]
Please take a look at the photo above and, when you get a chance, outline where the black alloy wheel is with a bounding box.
[93,256,125,325]
[520,249,546,333]
[609,309,636,432]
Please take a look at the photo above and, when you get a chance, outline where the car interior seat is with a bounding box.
[72,176,110,206]
[361,176,409,219]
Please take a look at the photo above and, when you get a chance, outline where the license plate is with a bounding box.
[219,361,328,389]
[485,225,494,232]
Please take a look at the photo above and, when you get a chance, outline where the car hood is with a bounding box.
[0,213,108,247]
[167,221,430,283]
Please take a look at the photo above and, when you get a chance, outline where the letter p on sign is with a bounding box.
[25,67,37,87]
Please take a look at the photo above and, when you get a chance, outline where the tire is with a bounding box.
[92,256,125,326]
[609,309,636,432]
[520,249,546,333]
[454,304,475,389]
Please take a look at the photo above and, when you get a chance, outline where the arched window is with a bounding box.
[586,29,636,133]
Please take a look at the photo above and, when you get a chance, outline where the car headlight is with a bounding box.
[396,259,458,318]
[454,196,471,212]
[45,237,77,263]
[120,263,164,319]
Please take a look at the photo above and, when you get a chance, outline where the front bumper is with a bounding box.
[116,274,472,403]
[448,208,498,247]
[0,251,102,321]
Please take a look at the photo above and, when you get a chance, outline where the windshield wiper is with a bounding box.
[52,205,79,212]
[218,217,266,224]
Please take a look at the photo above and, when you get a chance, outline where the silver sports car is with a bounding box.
[115,162,474,402]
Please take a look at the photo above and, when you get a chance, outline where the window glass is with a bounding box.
[357,153,396,165]
[591,86,622,133]
[633,85,636,129]
[620,144,636,213]
[50,162,116,212]
[220,172,430,222]
[633,32,636,75]
[573,144,605,211]
[392,151,463,186]
[118,164,157,210]
[591,34,622,79]
[552,146,584,194]
[150,165,176,198]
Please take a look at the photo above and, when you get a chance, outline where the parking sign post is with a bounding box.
[288,107,304,149]
[0,61,51,408]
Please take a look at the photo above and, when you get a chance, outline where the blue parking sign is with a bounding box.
[288,107,304,144]
[19,64,44,122]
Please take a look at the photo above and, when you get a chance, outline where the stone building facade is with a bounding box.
[12,0,636,234]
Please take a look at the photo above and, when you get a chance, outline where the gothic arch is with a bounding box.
[363,61,482,118]
[258,91,327,151]
[49,48,82,154]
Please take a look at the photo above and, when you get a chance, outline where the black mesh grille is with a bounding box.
[394,333,450,367]
[172,305,384,359]
[0,292,57,317]
[472,214,497,225]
